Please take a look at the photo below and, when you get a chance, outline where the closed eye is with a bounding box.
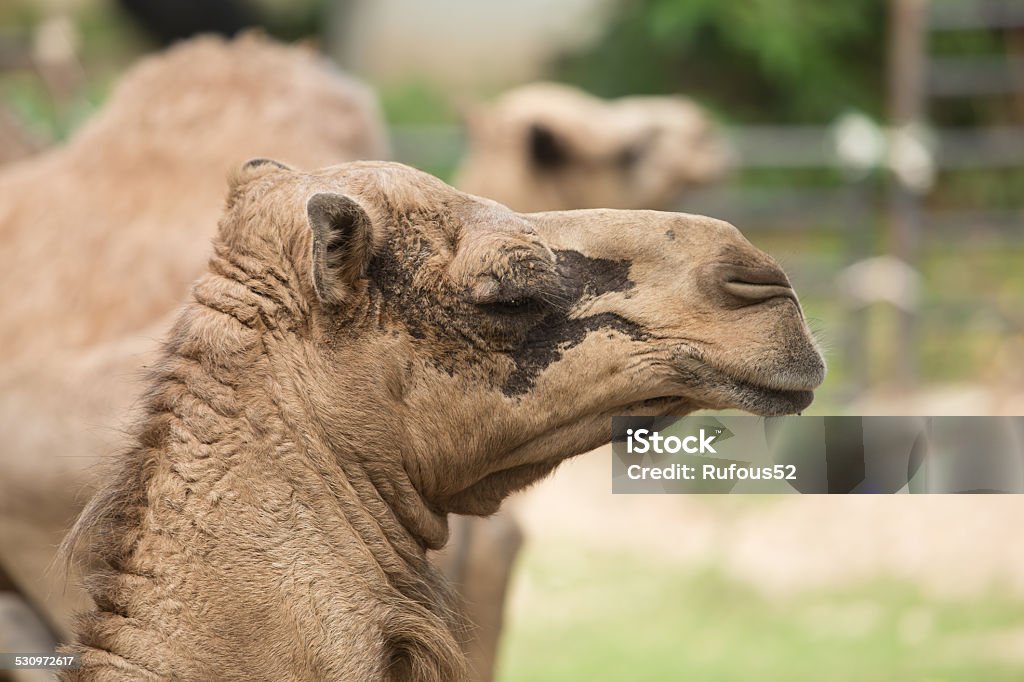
[477,296,548,316]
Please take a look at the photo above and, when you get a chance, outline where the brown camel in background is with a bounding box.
[455,82,728,213]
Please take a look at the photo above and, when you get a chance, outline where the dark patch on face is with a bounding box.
[528,123,569,170]
[502,313,648,396]
[552,250,633,300]
[350,216,647,397]
[501,250,645,397]
[665,229,675,241]
[363,216,453,343]
[359,208,547,376]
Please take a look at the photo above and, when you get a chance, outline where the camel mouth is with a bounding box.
[668,351,822,417]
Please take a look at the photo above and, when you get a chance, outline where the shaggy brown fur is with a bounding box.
[0,34,387,646]
[62,160,823,680]
[455,82,728,213]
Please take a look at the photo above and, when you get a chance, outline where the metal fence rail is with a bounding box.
[928,56,1024,97]
[392,123,1024,173]
[928,0,1024,31]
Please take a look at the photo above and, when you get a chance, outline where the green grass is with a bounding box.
[497,541,1024,681]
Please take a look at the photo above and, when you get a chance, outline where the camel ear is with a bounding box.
[227,158,294,203]
[307,192,374,305]
[231,157,293,185]
[528,123,568,169]
[243,157,292,172]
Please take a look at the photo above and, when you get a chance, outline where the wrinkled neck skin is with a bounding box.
[65,253,467,682]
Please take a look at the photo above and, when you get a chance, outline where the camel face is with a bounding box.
[454,83,728,212]
[229,160,822,515]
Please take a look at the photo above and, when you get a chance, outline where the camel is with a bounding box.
[0,33,388,657]
[0,40,764,682]
[60,158,824,680]
[0,41,726,682]
[454,82,728,213]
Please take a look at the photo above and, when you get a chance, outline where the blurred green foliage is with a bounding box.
[554,0,1024,131]
[248,0,334,43]
[380,80,457,126]
[930,27,1024,127]
[553,0,887,124]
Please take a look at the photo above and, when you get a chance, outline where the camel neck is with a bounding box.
[200,244,452,554]
[153,278,443,588]
[66,285,466,679]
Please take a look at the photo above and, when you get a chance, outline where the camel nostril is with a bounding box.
[722,279,798,305]
[716,264,798,306]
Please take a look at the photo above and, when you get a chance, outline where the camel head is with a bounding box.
[222,160,822,522]
[454,82,728,213]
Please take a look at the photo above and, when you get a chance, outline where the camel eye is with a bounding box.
[464,259,563,317]
[477,296,546,316]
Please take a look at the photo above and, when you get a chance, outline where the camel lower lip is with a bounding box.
[731,380,815,415]
[631,388,810,417]
[670,355,819,416]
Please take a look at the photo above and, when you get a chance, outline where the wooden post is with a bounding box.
[842,174,874,398]
[887,0,929,388]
